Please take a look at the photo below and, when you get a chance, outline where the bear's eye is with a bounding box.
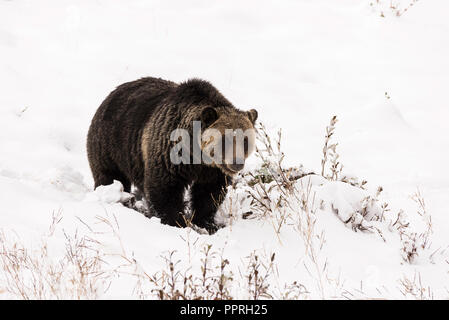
[201,107,218,127]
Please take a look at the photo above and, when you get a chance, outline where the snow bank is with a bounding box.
[1,0,448,299]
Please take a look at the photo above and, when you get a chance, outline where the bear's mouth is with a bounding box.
[219,164,244,176]
[216,165,236,176]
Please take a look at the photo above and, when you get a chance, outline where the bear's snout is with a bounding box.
[227,163,244,172]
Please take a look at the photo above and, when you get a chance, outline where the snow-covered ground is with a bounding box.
[1,0,448,299]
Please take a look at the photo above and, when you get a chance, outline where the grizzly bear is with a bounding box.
[87,77,258,233]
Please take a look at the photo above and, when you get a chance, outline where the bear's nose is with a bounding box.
[228,163,244,172]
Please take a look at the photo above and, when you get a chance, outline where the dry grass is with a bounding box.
[0,116,440,300]
[370,0,419,17]
[0,209,304,300]
[231,122,357,298]
[318,116,434,264]
[398,272,433,300]
[0,210,111,299]
[389,189,433,264]
[321,116,343,180]
[133,245,306,300]
[244,251,277,300]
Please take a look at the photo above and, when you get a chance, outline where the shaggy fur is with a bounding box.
[87,77,257,232]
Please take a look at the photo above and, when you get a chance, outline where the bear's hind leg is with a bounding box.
[93,169,131,193]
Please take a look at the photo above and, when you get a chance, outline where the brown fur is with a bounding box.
[87,77,257,233]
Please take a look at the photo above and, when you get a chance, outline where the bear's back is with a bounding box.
[99,77,177,126]
[87,77,178,184]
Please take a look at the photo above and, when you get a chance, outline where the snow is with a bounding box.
[1,0,449,299]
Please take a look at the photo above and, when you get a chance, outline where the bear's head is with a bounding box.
[199,106,258,176]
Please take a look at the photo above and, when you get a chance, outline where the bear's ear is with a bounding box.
[247,109,258,125]
[201,107,218,128]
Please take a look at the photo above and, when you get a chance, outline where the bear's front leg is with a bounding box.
[145,174,187,227]
[191,177,229,234]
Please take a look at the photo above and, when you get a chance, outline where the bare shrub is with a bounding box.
[0,209,311,300]
[389,189,433,264]
[244,251,276,300]
[0,211,111,299]
[321,116,343,180]
[370,0,419,17]
[1,115,438,299]
[317,116,435,263]
[143,245,234,300]
[244,123,313,236]
[399,272,433,300]
[236,123,347,298]
[143,246,308,300]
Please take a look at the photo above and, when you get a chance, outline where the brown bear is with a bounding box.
[87,77,258,233]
